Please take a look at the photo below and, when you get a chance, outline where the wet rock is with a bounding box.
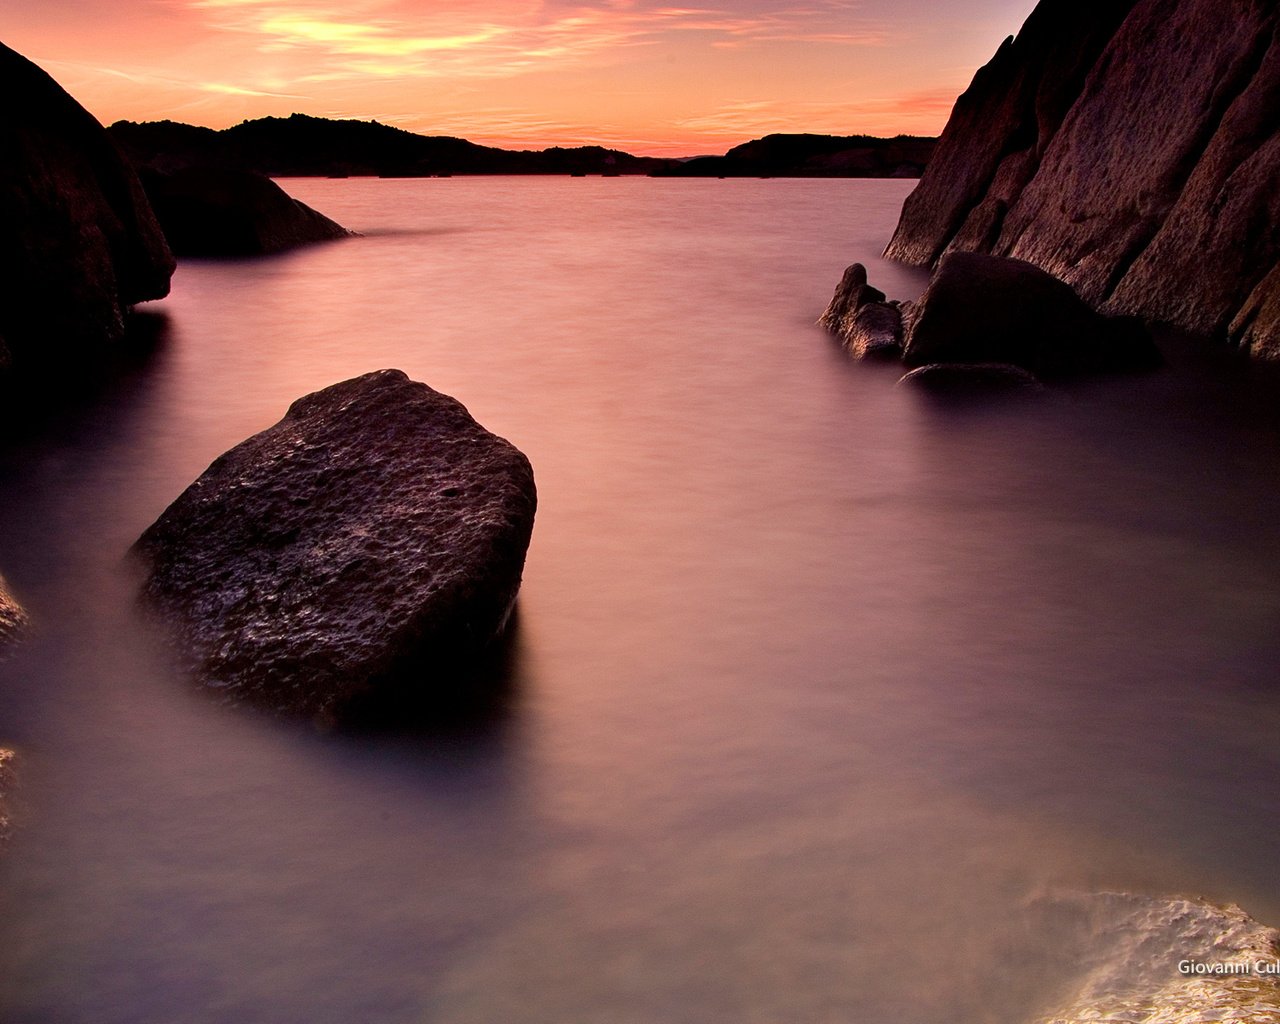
[139,166,352,257]
[819,263,903,358]
[133,370,537,722]
[843,302,903,359]
[819,263,885,333]
[883,0,1280,357]
[0,42,174,375]
[897,362,1044,395]
[0,574,27,657]
[903,253,1160,379]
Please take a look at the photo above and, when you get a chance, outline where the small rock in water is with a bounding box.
[133,369,537,723]
[819,263,903,359]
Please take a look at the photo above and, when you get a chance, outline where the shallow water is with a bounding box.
[1,177,1279,1023]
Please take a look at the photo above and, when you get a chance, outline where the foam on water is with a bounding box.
[1039,892,1280,1024]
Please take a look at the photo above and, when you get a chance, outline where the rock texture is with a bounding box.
[139,167,351,257]
[0,573,27,657]
[883,0,1280,358]
[818,263,904,358]
[903,253,1159,378]
[0,42,174,373]
[133,370,537,721]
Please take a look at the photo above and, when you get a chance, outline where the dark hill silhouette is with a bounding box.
[108,115,937,179]
[110,114,673,177]
[655,133,935,178]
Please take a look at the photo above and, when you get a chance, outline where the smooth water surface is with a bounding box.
[1,178,1279,1023]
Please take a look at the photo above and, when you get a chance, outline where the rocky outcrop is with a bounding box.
[883,0,1280,358]
[903,253,1159,378]
[0,573,27,657]
[818,263,905,358]
[133,370,537,721]
[139,167,351,257]
[0,42,174,374]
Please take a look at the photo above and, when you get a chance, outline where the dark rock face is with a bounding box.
[0,42,174,373]
[0,574,27,657]
[883,0,1280,357]
[133,370,537,721]
[903,253,1160,378]
[139,167,351,257]
[884,0,1138,267]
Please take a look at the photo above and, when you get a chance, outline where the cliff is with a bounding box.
[884,0,1280,359]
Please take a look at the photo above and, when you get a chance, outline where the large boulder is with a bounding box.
[139,166,352,257]
[133,370,537,721]
[883,0,1280,357]
[903,252,1159,378]
[0,42,174,374]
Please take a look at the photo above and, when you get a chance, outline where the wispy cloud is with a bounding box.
[182,0,887,83]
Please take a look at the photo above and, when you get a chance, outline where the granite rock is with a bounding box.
[133,370,537,721]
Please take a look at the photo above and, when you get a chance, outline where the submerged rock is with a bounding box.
[897,362,1044,395]
[0,42,174,374]
[139,166,352,257]
[133,370,537,721]
[903,252,1159,379]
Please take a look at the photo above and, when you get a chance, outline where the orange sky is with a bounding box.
[6,0,1038,156]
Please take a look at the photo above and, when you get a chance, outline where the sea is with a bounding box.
[1,177,1279,1023]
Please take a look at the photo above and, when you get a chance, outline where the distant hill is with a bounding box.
[108,115,937,179]
[652,133,935,178]
[109,114,673,177]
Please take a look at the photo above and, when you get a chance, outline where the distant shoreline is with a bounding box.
[108,113,936,180]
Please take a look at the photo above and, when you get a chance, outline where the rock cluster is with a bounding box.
[821,254,1159,388]
[818,263,904,359]
[133,370,537,722]
[883,0,1280,359]
[0,42,174,374]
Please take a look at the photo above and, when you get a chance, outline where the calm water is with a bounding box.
[2,177,1279,1023]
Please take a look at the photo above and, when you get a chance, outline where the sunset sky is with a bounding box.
[8,0,1037,155]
